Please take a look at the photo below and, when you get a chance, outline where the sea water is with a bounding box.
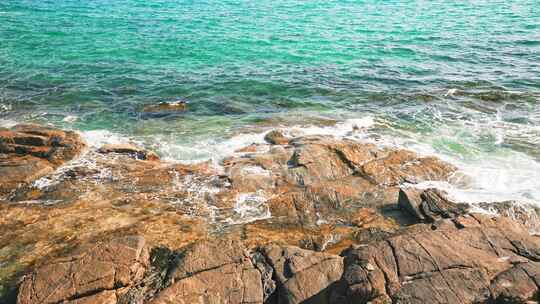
[1,0,539,204]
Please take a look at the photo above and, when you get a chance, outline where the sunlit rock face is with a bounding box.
[337,213,540,304]
[0,124,86,196]
[0,126,463,301]
[13,213,540,304]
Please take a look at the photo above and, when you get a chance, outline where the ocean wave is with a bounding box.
[21,109,540,208]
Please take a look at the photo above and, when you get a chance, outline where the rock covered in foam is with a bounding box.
[472,200,540,235]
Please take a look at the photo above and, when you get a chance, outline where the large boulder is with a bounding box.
[264,130,291,145]
[150,239,265,304]
[360,150,456,186]
[0,124,85,196]
[398,187,469,222]
[17,236,149,304]
[260,245,344,304]
[337,214,540,303]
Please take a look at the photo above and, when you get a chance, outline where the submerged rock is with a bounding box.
[264,129,291,145]
[142,101,188,113]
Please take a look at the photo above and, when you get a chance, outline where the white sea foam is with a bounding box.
[151,131,268,165]
[0,103,12,112]
[384,122,540,206]
[81,130,133,148]
[444,88,458,97]
[62,115,78,123]
[0,119,17,128]
[225,191,271,225]
[76,113,539,209]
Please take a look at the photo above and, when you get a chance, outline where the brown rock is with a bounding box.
[98,143,160,161]
[286,136,361,185]
[17,236,149,304]
[66,291,117,304]
[0,124,85,196]
[261,244,344,304]
[151,239,264,304]
[489,262,540,303]
[361,150,456,186]
[473,200,540,234]
[2,131,460,302]
[264,130,290,145]
[338,214,540,304]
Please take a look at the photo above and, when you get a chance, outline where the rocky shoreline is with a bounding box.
[1,124,539,303]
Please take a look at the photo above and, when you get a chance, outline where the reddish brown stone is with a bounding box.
[17,236,149,304]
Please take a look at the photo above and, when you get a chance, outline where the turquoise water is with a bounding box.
[1,0,540,201]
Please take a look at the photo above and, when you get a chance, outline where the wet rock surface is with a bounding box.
[473,200,540,235]
[1,126,539,303]
[0,124,85,196]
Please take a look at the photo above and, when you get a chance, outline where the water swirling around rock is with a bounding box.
[0,0,539,204]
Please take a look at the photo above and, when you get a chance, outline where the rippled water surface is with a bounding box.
[1,0,539,202]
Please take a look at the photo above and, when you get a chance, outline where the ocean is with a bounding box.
[1,0,539,204]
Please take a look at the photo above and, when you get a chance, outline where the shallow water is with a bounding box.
[1,0,539,204]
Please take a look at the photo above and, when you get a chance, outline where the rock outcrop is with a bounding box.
[224,133,456,230]
[98,143,160,161]
[337,213,540,303]
[15,212,540,304]
[3,125,539,304]
[151,239,265,304]
[17,236,149,304]
[398,187,469,222]
[260,245,343,304]
[264,130,291,145]
[0,124,85,196]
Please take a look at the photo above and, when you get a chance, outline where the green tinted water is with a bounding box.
[1,0,539,200]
